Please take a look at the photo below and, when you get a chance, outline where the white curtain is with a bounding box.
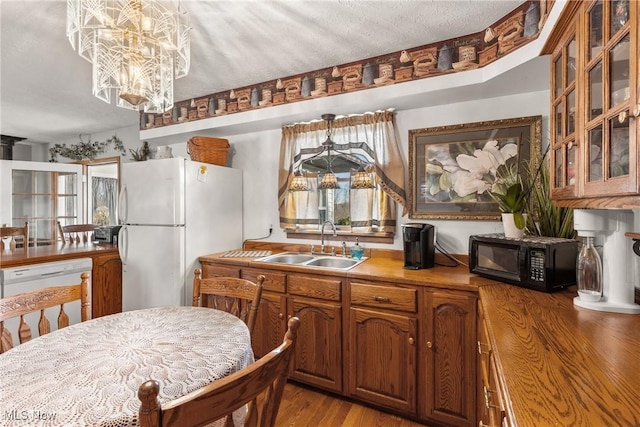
[92,177,118,225]
[278,110,406,233]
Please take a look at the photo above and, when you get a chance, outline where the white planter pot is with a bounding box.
[502,213,527,239]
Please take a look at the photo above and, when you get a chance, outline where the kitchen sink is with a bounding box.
[258,253,315,264]
[305,257,359,269]
[255,252,366,271]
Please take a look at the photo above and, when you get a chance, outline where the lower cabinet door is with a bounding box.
[347,307,417,414]
[251,291,287,359]
[288,296,343,393]
[91,252,122,318]
[422,290,477,427]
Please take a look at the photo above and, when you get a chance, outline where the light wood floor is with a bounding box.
[276,382,428,427]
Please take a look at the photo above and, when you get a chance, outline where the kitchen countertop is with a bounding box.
[0,243,119,268]
[480,283,640,427]
[199,247,494,293]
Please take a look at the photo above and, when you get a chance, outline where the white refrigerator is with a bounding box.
[118,157,242,311]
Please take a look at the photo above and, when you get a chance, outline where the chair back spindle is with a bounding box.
[0,272,91,353]
[0,222,29,252]
[192,269,264,334]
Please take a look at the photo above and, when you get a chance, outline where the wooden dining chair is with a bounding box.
[58,222,95,244]
[192,268,265,333]
[0,222,29,252]
[0,272,91,353]
[138,316,300,427]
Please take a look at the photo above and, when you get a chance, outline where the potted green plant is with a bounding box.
[524,158,576,239]
[490,181,527,237]
[488,160,528,238]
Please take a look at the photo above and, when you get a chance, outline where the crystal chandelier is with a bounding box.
[66,0,190,113]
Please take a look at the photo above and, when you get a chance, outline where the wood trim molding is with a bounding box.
[541,1,582,54]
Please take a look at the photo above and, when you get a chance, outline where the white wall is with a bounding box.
[157,88,550,255]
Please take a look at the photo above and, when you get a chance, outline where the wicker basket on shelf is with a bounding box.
[187,137,230,166]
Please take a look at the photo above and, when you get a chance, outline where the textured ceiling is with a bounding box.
[0,0,526,143]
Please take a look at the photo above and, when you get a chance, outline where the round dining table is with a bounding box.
[0,306,254,426]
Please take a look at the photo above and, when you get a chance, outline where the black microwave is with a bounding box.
[469,234,579,292]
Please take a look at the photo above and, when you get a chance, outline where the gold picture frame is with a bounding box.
[407,115,542,220]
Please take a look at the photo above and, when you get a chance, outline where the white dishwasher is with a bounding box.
[0,258,93,345]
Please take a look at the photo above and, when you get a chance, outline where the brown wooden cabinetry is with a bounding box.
[287,273,343,393]
[90,251,122,318]
[421,290,477,427]
[241,268,287,359]
[199,257,479,426]
[544,1,640,207]
[477,302,506,427]
[347,280,418,414]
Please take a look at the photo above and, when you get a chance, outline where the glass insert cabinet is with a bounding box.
[544,0,639,207]
[0,160,83,246]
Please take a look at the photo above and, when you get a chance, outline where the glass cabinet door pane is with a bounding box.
[32,219,54,243]
[35,171,51,194]
[35,195,53,218]
[609,34,630,108]
[609,114,629,178]
[589,1,603,59]
[589,126,603,182]
[567,38,576,84]
[554,57,562,97]
[57,196,78,218]
[11,195,32,218]
[567,143,576,186]
[589,62,603,120]
[566,90,576,135]
[554,148,563,188]
[57,172,78,195]
[11,170,32,193]
[610,0,629,37]
[555,102,563,140]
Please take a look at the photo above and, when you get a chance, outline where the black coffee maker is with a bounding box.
[402,223,435,269]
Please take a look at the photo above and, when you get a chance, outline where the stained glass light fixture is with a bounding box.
[351,166,375,189]
[289,170,310,192]
[66,0,190,113]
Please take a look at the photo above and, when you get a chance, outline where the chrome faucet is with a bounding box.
[320,220,337,254]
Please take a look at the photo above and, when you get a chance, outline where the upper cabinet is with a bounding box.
[544,0,639,207]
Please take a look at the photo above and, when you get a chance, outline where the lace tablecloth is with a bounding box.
[0,306,254,426]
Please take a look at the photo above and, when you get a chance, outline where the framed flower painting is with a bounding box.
[407,115,542,220]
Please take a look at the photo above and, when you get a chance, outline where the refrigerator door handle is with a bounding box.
[118,184,128,224]
[118,226,128,266]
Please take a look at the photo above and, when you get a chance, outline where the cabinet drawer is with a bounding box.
[350,282,417,313]
[242,268,286,293]
[201,264,240,278]
[288,274,341,301]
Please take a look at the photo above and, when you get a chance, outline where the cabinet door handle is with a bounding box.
[619,110,628,123]
[426,341,433,349]
[633,104,640,118]
[408,337,415,345]
[477,340,491,355]
[373,295,390,303]
[278,313,284,319]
